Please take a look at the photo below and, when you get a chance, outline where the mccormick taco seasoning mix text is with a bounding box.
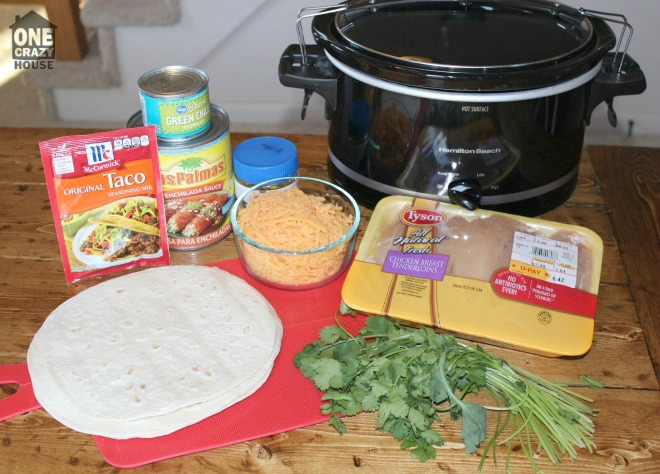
[40,127,170,284]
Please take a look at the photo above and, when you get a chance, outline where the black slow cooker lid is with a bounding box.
[312,0,616,91]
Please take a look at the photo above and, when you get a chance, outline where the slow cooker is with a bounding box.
[279,0,646,215]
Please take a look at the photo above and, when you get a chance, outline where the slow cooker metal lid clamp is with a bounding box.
[278,3,345,120]
[280,0,645,126]
[281,1,428,119]
[578,8,644,127]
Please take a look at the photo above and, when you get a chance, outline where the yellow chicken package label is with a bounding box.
[342,196,603,357]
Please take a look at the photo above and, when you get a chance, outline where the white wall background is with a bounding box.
[53,0,659,139]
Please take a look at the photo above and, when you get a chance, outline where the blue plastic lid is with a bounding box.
[233,137,298,184]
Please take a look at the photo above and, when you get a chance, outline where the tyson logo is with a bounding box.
[400,207,448,226]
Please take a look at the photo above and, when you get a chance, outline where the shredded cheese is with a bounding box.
[237,187,354,286]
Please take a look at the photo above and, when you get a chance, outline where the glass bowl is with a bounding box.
[231,177,360,290]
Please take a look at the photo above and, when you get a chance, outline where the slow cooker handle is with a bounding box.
[585,53,646,126]
[279,44,338,120]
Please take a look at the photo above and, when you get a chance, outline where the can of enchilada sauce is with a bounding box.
[128,104,234,250]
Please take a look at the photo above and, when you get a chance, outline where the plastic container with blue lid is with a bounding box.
[232,136,299,199]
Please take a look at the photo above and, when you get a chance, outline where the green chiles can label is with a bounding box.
[138,66,211,141]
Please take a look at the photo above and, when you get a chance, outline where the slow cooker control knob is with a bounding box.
[448,179,482,211]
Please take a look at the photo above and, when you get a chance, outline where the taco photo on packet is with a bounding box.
[90,197,160,236]
[81,197,162,262]
[77,223,161,262]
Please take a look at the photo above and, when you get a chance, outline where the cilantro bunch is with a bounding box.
[294,314,602,471]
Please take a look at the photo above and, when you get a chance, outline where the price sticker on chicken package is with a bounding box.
[510,231,578,288]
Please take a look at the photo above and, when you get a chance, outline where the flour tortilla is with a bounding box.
[27,265,283,439]
[29,346,277,439]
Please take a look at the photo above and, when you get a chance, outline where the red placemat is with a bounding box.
[93,259,363,468]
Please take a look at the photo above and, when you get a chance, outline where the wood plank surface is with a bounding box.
[0,127,658,473]
[588,146,660,380]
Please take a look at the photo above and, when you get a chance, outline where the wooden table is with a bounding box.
[0,127,658,473]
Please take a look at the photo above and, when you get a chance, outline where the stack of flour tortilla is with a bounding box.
[27,265,283,439]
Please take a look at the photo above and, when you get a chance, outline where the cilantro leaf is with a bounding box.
[460,402,487,454]
[430,374,448,404]
[390,419,411,440]
[293,352,319,379]
[364,315,393,335]
[467,367,487,388]
[376,400,393,429]
[361,379,390,411]
[381,396,409,422]
[319,325,347,344]
[408,407,428,434]
[410,443,436,462]
[379,360,406,384]
[334,339,361,362]
[421,350,440,365]
[420,428,444,446]
[328,414,347,434]
[340,357,361,384]
[339,300,357,316]
[311,358,344,390]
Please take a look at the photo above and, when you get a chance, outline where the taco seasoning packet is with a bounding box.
[40,127,170,284]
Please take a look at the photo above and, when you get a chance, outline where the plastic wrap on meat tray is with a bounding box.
[342,196,604,356]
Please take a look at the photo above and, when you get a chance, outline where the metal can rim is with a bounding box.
[127,104,230,148]
[138,65,209,99]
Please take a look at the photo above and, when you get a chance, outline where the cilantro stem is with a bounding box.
[436,351,464,408]
[479,406,511,471]
[296,315,601,473]
[333,310,355,338]
[443,341,597,466]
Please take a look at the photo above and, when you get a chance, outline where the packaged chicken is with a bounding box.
[342,196,603,356]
